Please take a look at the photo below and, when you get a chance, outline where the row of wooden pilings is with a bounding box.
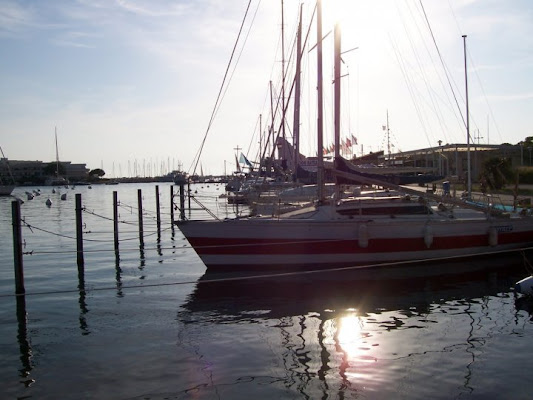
[11,182,188,295]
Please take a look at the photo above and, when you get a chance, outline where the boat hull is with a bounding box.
[177,216,533,271]
[0,185,15,196]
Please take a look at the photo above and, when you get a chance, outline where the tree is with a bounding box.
[480,157,514,190]
[43,162,66,176]
[89,168,106,178]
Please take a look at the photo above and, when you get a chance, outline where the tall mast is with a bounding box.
[55,126,59,177]
[333,22,341,199]
[316,0,324,202]
[463,35,471,199]
[386,110,390,166]
[269,80,275,159]
[292,4,303,177]
[281,0,286,155]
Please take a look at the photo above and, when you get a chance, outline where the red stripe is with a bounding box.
[187,231,533,256]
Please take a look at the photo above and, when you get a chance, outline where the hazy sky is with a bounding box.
[1,0,532,177]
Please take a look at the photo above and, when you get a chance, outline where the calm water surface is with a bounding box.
[0,182,532,399]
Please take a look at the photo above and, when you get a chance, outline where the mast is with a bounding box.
[292,4,303,177]
[281,0,286,150]
[259,113,263,174]
[316,0,324,202]
[463,35,471,199]
[333,22,341,199]
[55,126,59,177]
[269,80,275,162]
[386,110,391,166]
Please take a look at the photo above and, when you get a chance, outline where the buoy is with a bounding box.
[423,225,433,248]
[45,198,52,207]
[358,224,369,248]
[488,227,498,246]
[515,276,533,296]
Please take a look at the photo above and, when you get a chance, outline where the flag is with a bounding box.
[351,134,358,145]
[239,152,253,168]
[346,138,352,147]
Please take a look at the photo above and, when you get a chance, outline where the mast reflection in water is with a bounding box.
[177,260,533,399]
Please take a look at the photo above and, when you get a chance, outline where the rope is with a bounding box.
[2,247,532,299]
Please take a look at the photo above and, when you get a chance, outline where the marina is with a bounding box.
[1,182,533,399]
[2,1,533,398]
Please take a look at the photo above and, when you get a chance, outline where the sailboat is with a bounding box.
[45,127,69,186]
[176,1,533,272]
[0,146,16,196]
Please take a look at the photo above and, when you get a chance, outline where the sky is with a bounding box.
[1,0,532,177]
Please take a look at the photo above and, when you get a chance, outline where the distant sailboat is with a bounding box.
[0,146,16,196]
[46,127,69,186]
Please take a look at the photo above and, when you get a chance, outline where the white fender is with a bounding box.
[488,227,498,246]
[358,224,369,248]
[423,225,433,248]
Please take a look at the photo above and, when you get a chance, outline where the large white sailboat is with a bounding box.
[176,1,533,272]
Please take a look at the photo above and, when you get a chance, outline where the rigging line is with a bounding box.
[21,243,186,255]
[468,52,504,144]
[401,0,452,145]
[189,0,255,176]
[389,37,429,148]
[2,247,532,300]
[419,0,466,132]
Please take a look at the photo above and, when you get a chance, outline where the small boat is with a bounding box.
[25,191,34,200]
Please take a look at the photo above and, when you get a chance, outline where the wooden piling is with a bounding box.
[113,191,119,254]
[155,185,161,229]
[187,180,191,210]
[170,185,174,223]
[137,189,144,246]
[11,201,25,295]
[75,193,85,276]
[179,183,185,220]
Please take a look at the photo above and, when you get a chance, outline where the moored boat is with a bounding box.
[175,1,533,273]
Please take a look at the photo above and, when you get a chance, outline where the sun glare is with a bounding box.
[337,314,363,358]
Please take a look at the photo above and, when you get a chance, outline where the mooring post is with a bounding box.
[11,201,25,295]
[170,185,174,223]
[187,180,191,209]
[155,185,161,230]
[113,191,119,254]
[137,189,144,246]
[75,193,85,276]
[179,183,185,220]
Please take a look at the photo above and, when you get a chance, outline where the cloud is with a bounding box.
[0,0,38,35]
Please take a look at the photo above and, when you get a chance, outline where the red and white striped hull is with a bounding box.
[177,215,533,271]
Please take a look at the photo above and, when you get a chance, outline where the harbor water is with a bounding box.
[1,182,532,399]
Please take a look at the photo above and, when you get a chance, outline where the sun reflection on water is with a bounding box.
[337,313,364,359]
